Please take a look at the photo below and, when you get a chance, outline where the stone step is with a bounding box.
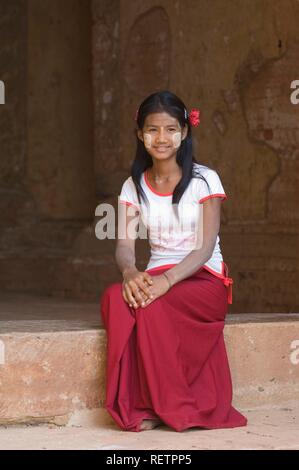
[0,293,298,426]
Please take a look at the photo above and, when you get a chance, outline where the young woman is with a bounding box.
[100,90,247,432]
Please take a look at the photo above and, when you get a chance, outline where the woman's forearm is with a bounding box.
[163,247,213,287]
[115,244,137,276]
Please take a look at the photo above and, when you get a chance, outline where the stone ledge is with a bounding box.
[0,294,298,426]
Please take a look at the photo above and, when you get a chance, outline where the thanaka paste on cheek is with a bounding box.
[172,132,182,148]
[143,133,152,149]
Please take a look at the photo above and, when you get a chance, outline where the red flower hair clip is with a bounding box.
[187,108,200,127]
[134,106,201,127]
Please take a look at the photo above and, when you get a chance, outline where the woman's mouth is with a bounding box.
[155,147,170,152]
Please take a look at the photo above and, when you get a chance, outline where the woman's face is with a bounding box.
[137,112,188,160]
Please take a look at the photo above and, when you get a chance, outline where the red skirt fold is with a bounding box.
[100,265,247,432]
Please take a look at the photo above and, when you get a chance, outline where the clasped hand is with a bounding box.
[122,267,170,309]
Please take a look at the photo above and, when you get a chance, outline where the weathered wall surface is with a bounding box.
[92,0,299,313]
[0,0,298,313]
[0,1,30,240]
[0,1,96,255]
[0,0,27,188]
[26,0,96,219]
[0,1,101,300]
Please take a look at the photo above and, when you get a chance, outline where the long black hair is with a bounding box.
[131,90,210,216]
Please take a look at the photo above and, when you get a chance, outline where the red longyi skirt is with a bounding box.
[100,264,247,432]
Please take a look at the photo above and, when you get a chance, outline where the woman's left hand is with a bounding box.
[139,274,171,308]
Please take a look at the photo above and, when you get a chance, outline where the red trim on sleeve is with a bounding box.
[119,200,140,211]
[198,194,227,203]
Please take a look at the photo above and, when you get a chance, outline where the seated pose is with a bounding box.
[100,90,247,432]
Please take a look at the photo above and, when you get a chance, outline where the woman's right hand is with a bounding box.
[122,267,155,309]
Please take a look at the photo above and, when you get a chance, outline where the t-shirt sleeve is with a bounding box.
[197,169,227,204]
[119,177,140,211]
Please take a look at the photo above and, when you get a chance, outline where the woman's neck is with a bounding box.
[149,161,182,180]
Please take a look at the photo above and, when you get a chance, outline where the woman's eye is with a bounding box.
[148,128,176,131]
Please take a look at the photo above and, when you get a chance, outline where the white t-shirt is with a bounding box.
[118,162,227,275]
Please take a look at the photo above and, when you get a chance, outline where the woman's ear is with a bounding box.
[137,129,144,142]
[182,125,188,141]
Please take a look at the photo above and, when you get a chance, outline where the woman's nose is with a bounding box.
[156,129,167,142]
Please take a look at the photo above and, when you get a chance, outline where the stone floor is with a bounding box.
[1,291,299,333]
[1,292,299,449]
[0,406,299,450]
[0,292,102,332]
